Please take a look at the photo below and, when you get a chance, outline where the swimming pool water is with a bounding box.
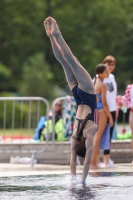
[0,172,133,200]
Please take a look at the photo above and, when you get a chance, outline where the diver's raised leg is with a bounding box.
[49,17,95,94]
[44,18,77,90]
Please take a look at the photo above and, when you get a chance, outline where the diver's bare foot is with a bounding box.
[44,18,51,37]
[49,17,61,37]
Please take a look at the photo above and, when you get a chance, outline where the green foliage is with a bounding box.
[0,92,28,128]
[0,62,11,78]
[18,53,55,99]
[0,0,47,91]
[0,92,47,129]
[0,62,11,91]
[0,0,133,98]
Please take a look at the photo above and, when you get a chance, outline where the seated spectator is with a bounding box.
[42,100,66,141]
[33,100,62,141]
[34,97,77,141]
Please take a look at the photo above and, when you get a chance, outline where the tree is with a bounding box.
[19,53,55,99]
[0,62,11,91]
[1,0,133,97]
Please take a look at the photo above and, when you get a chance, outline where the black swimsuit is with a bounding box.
[72,85,98,158]
[72,85,98,123]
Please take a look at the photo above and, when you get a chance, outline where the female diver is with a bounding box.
[44,17,98,184]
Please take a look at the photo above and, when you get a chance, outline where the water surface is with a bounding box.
[0,172,133,200]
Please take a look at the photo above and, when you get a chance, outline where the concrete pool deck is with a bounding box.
[0,163,133,177]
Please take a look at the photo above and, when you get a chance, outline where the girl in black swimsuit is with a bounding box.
[44,17,98,184]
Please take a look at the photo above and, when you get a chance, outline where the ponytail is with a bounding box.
[94,74,99,85]
[94,64,106,85]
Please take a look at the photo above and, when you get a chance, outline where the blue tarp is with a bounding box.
[33,116,46,140]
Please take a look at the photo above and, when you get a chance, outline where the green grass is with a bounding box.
[0,129,35,137]
[117,122,129,125]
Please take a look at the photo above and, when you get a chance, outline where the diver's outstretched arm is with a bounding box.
[81,140,93,184]
[70,138,77,176]
[81,125,96,184]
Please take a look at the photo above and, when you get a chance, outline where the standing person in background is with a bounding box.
[124,83,133,164]
[103,55,118,168]
[90,64,113,169]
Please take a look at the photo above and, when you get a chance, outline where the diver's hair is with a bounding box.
[94,63,107,85]
[77,113,91,140]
